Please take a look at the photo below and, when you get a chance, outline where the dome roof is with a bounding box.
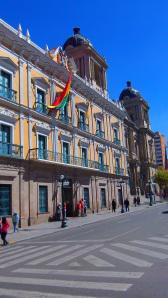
[63,27,92,50]
[119,81,141,101]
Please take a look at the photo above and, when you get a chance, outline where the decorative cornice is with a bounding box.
[0,107,18,123]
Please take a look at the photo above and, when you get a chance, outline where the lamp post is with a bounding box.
[117,178,125,213]
[60,174,67,228]
[148,179,153,206]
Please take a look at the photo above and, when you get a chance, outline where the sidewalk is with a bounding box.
[8,200,165,244]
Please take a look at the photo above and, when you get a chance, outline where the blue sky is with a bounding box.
[0,0,167,139]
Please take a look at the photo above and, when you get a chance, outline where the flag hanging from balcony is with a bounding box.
[48,73,72,110]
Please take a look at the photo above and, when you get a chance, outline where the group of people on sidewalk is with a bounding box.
[76,199,87,217]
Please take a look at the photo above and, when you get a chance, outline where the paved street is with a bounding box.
[0,203,168,298]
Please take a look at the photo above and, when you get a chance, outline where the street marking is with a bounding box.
[112,243,168,259]
[0,276,132,292]
[69,261,81,267]
[14,268,144,279]
[0,246,54,268]
[54,228,140,243]
[84,254,115,267]
[48,244,103,266]
[0,246,35,257]
[101,248,153,267]
[0,288,95,298]
[0,246,48,265]
[149,237,168,243]
[131,240,168,250]
[28,245,82,265]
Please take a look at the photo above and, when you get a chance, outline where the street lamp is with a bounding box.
[117,178,125,213]
[148,179,153,206]
[60,174,67,228]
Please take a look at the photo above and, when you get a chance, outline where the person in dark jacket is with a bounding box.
[112,199,117,212]
[124,198,130,212]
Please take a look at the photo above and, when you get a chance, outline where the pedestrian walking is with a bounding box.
[80,199,84,217]
[112,199,116,212]
[124,198,130,212]
[137,196,140,205]
[133,196,137,207]
[12,212,19,232]
[56,203,61,221]
[1,217,10,246]
[84,200,87,216]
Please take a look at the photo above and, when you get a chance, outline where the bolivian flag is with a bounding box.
[48,74,72,110]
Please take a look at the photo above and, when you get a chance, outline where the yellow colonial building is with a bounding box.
[0,20,129,226]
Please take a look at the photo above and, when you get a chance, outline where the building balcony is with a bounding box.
[34,101,48,115]
[29,148,109,173]
[113,138,121,146]
[98,163,109,173]
[78,121,89,132]
[0,142,23,158]
[0,84,17,102]
[115,167,124,176]
[58,114,72,125]
[96,130,105,139]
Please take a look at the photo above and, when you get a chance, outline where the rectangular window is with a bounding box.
[99,152,104,170]
[38,135,47,159]
[36,88,46,114]
[83,187,90,208]
[39,186,48,213]
[63,142,70,163]
[100,188,106,208]
[0,70,12,100]
[0,185,11,216]
[0,124,11,155]
[82,147,88,167]
[96,120,101,132]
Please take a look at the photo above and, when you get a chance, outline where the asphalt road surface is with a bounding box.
[0,203,168,298]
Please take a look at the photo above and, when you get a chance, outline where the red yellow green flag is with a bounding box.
[48,74,72,109]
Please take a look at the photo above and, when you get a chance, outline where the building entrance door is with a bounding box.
[62,179,73,216]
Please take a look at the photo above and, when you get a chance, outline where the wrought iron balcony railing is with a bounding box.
[96,130,105,139]
[58,114,72,125]
[34,101,48,115]
[113,138,121,146]
[0,142,23,158]
[78,121,89,132]
[115,167,124,176]
[99,163,109,173]
[0,84,17,102]
[29,148,109,173]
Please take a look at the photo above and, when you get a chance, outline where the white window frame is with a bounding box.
[36,132,48,151]
[0,66,13,89]
[0,120,14,144]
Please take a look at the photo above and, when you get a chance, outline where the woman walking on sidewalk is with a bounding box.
[1,217,10,246]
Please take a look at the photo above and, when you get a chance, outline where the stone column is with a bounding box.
[28,117,32,150]
[19,58,24,105]
[73,134,78,158]
[71,93,77,127]
[27,63,32,108]
[19,114,24,158]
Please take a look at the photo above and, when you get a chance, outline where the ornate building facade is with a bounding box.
[0,21,129,226]
[120,81,156,195]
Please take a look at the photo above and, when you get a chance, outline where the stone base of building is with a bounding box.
[0,157,130,227]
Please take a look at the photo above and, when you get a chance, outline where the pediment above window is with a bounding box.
[112,121,120,128]
[78,137,89,147]
[76,102,89,112]
[0,57,18,74]
[34,121,51,135]
[31,77,50,90]
[94,112,103,120]
[59,130,72,142]
[96,143,105,152]
[0,107,17,124]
